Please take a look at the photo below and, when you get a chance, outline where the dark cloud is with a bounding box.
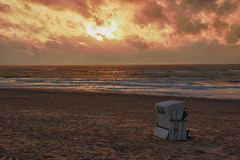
[125,35,149,49]
[172,0,239,35]
[129,0,238,36]
[180,0,239,16]
[169,0,212,34]
[176,15,208,34]
[217,0,239,16]
[180,0,218,13]
[0,2,11,13]
[129,0,209,34]
[225,24,240,44]
[134,0,167,25]
[213,19,228,32]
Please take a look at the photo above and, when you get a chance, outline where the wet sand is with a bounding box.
[0,88,239,160]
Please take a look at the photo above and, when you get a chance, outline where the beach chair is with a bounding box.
[154,100,188,141]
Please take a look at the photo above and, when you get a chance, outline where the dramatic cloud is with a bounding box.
[0,0,240,64]
[180,0,218,13]
[175,15,208,34]
[133,0,167,26]
[225,24,240,44]
[213,19,228,32]
[24,0,104,18]
[125,35,149,50]
[217,0,239,15]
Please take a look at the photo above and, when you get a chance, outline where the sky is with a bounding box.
[0,0,240,65]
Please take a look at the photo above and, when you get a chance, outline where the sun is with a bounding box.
[86,21,119,41]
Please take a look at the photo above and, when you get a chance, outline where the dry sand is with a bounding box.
[0,89,239,160]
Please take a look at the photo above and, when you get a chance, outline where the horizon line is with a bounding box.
[0,63,239,66]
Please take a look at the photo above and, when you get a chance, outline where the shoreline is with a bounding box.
[1,88,240,102]
[0,88,239,159]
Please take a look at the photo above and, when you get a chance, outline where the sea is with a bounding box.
[0,65,239,100]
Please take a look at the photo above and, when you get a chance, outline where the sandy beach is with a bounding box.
[0,88,239,160]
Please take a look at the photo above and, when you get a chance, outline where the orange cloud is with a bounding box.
[24,0,104,18]
[0,2,11,13]
[0,0,240,64]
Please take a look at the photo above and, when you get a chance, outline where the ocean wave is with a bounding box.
[0,65,240,100]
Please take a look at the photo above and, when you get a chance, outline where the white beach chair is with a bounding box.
[154,100,188,141]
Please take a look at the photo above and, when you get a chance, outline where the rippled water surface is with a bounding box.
[0,65,240,99]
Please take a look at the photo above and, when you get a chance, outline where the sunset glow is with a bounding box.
[0,0,240,64]
[86,21,119,41]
